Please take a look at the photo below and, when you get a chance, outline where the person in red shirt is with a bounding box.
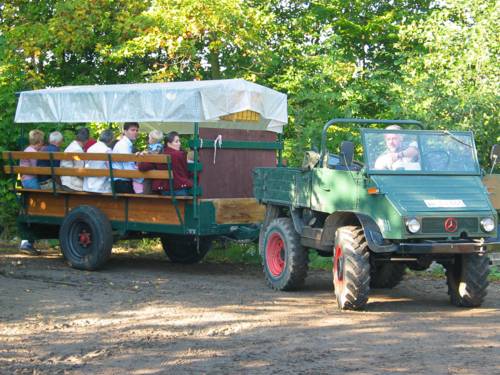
[138,131,193,196]
[83,132,97,152]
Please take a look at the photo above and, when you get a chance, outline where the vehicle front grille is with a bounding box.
[421,217,479,234]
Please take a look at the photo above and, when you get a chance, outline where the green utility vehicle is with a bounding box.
[253,118,500,310]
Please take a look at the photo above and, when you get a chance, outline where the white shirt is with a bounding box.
[83,141,112,193]
[374,141,420,170]
[60,140,84,191]
[112,136,135,181]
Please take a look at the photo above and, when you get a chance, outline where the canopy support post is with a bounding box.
[278,133,284,167]
[49,152,57,195]
[167,158,184,227]
[107,154,116,198]
[193,122,200,222]
[8,152,16,191]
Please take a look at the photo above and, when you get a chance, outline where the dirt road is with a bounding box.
[1,247,499,374]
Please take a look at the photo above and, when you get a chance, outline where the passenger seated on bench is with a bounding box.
[138,131,193,196]
[20,129,45,190]
[138,130,164,194]
[19,129,45,256]
[83,130,115,193]
[60,127,90,192]
[112,122,140,194]
[37,131,64,190]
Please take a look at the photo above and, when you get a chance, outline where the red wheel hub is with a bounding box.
[266,232,286,277]
[334,245,344,287]
[79,230,92,248]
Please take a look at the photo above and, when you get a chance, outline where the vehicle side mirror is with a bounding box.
[490,144,499,162]
[489,144,499,174]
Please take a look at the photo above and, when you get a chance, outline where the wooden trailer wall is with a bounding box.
[197,128,277,198]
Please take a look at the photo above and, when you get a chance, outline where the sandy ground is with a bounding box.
[1,246,499,375]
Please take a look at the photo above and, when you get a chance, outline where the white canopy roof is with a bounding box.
[15,79,288,133]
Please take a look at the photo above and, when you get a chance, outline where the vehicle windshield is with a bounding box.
[362,129,479,174]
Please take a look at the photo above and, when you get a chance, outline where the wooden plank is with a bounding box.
[26,193,66,217]
[4,166,170,179]
[128,198,184,225]
[68,195,126,221]
[25,192,186,225]
[2,151,170,163]
[16,188,193,200]
[483,174,500,210]
[205,198,265,224]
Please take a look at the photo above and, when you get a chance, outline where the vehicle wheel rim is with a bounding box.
[79,229,92,247]
[68,221,93,259]
[334,245,344,290]
[266,232,286,277]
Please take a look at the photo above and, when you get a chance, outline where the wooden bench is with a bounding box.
[1,151,193,226]
[2,151,171,179]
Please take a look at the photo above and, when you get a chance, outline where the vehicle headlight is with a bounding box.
[480,217,495,232]
[405,218,421,234]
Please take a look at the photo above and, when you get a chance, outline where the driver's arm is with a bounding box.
[374,154,390,170]
[393,141,419,162]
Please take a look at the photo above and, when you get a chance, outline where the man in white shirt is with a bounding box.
[60,127,90,191]
[374,125,420,170]
[83,130,115,193]
[112,122,140,193]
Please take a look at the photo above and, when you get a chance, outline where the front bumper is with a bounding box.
[397,236,500,255]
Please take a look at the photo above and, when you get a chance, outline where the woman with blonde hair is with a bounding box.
[19,129,45,255]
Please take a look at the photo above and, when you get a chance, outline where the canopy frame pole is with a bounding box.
[49,152,57,195]
[8,152,16,191]
[193,122,200,222]
[20,126,25,151]
[278,133,284,167]
[107,154,116,198]
[167,157,184,227]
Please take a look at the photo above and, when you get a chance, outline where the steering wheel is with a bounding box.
[423,150,450,171]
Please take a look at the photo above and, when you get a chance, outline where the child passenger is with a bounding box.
[139,130,164,194]
[147,130,164,154]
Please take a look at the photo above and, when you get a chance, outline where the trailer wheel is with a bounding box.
[262,218,308,291]
[160,235,212,264]
[445,254,490,307]
[333,226,370,310]
[370,262,406,289]
[59,205,113,270]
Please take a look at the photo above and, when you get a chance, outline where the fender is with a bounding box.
[319,212,398,253]
[355,214,398,253]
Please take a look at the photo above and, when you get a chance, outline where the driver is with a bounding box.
[374,125,420,170]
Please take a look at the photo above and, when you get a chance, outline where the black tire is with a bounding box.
[261,217,308,291]
[370,262,406,289]
[59,205,113,270]
[160,235,212,264]
[333,226,370,310]
[445,254,490,307]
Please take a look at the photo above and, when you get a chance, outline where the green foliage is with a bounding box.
[394,0,499,165]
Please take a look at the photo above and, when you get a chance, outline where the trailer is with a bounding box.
[2,79,287,270]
